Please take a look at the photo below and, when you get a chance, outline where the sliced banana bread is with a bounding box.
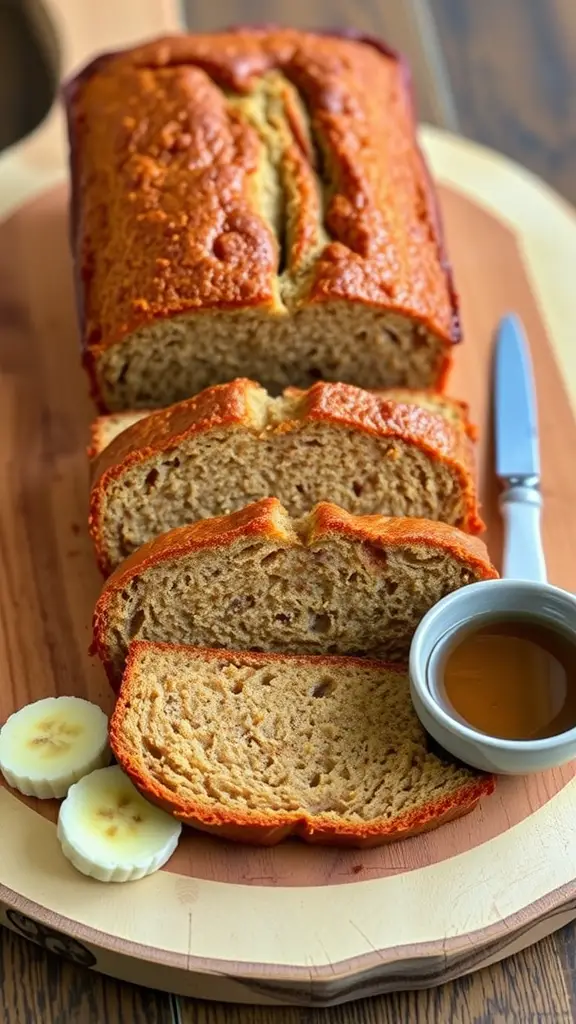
[110,642,495,847]
[89,379,483,575]
[88,410,151,460]
[88,387,476,460]
[93,498,498,687]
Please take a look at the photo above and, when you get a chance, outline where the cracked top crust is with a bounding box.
[65,28,459,356]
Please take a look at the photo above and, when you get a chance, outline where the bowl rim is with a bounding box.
[409,578,576,754]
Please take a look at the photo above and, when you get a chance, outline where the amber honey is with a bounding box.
[440,618,576,741]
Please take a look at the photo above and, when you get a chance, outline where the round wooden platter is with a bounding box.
[1,123,576,1006]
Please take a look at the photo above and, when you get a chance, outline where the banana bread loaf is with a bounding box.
[65,28,460,412]
[89,379,483,575]
[92,498,498,687]
[110,642,495,846]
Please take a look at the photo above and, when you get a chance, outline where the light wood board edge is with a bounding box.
[2,763,576,981]
[3,885,576,1005]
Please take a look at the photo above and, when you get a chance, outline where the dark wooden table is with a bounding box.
[2,0,576,1020]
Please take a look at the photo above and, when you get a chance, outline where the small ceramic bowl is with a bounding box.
[409,578,576,774]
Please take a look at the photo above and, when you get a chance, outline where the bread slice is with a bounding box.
[109,642,495,847]
[92,498,498,687]
[89,379,483,575]
[88,410,151,460]
[88,387,476,460]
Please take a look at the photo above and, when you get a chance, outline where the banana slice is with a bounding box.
[57,765,182,882]
[0,696,110,799]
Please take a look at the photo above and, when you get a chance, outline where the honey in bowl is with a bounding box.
[439,618,576,741]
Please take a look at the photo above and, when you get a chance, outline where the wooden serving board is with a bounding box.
[1,124,576,1005]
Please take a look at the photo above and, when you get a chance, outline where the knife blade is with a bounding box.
[494,313,540,483]
[493,313,546,582]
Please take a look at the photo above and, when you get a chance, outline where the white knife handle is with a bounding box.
[499,484,547,582]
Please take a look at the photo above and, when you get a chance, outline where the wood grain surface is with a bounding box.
[176,936,575,1023]
[429,0,576,206]
[1,926,573,1023]
[183,0,576,206]
[0,927,179,1024]
[1,0,576,1021]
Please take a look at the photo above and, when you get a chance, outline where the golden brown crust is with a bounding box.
[92,498,498,682]
[87,410,152,461]
[98,496,496,591]
[109,641,495,847]
[354,388,478,442]
[65,28,458,394]
[95,497,293,594]
[89,384,477,461]
[305,502,491,563]
[90,379,259,484]
[88,379,483,575]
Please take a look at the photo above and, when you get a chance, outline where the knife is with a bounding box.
[494,313,547,582]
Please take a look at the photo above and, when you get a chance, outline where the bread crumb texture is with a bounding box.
[93,498,497,686]
[110,643,494,846]
[89,380,482,574]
